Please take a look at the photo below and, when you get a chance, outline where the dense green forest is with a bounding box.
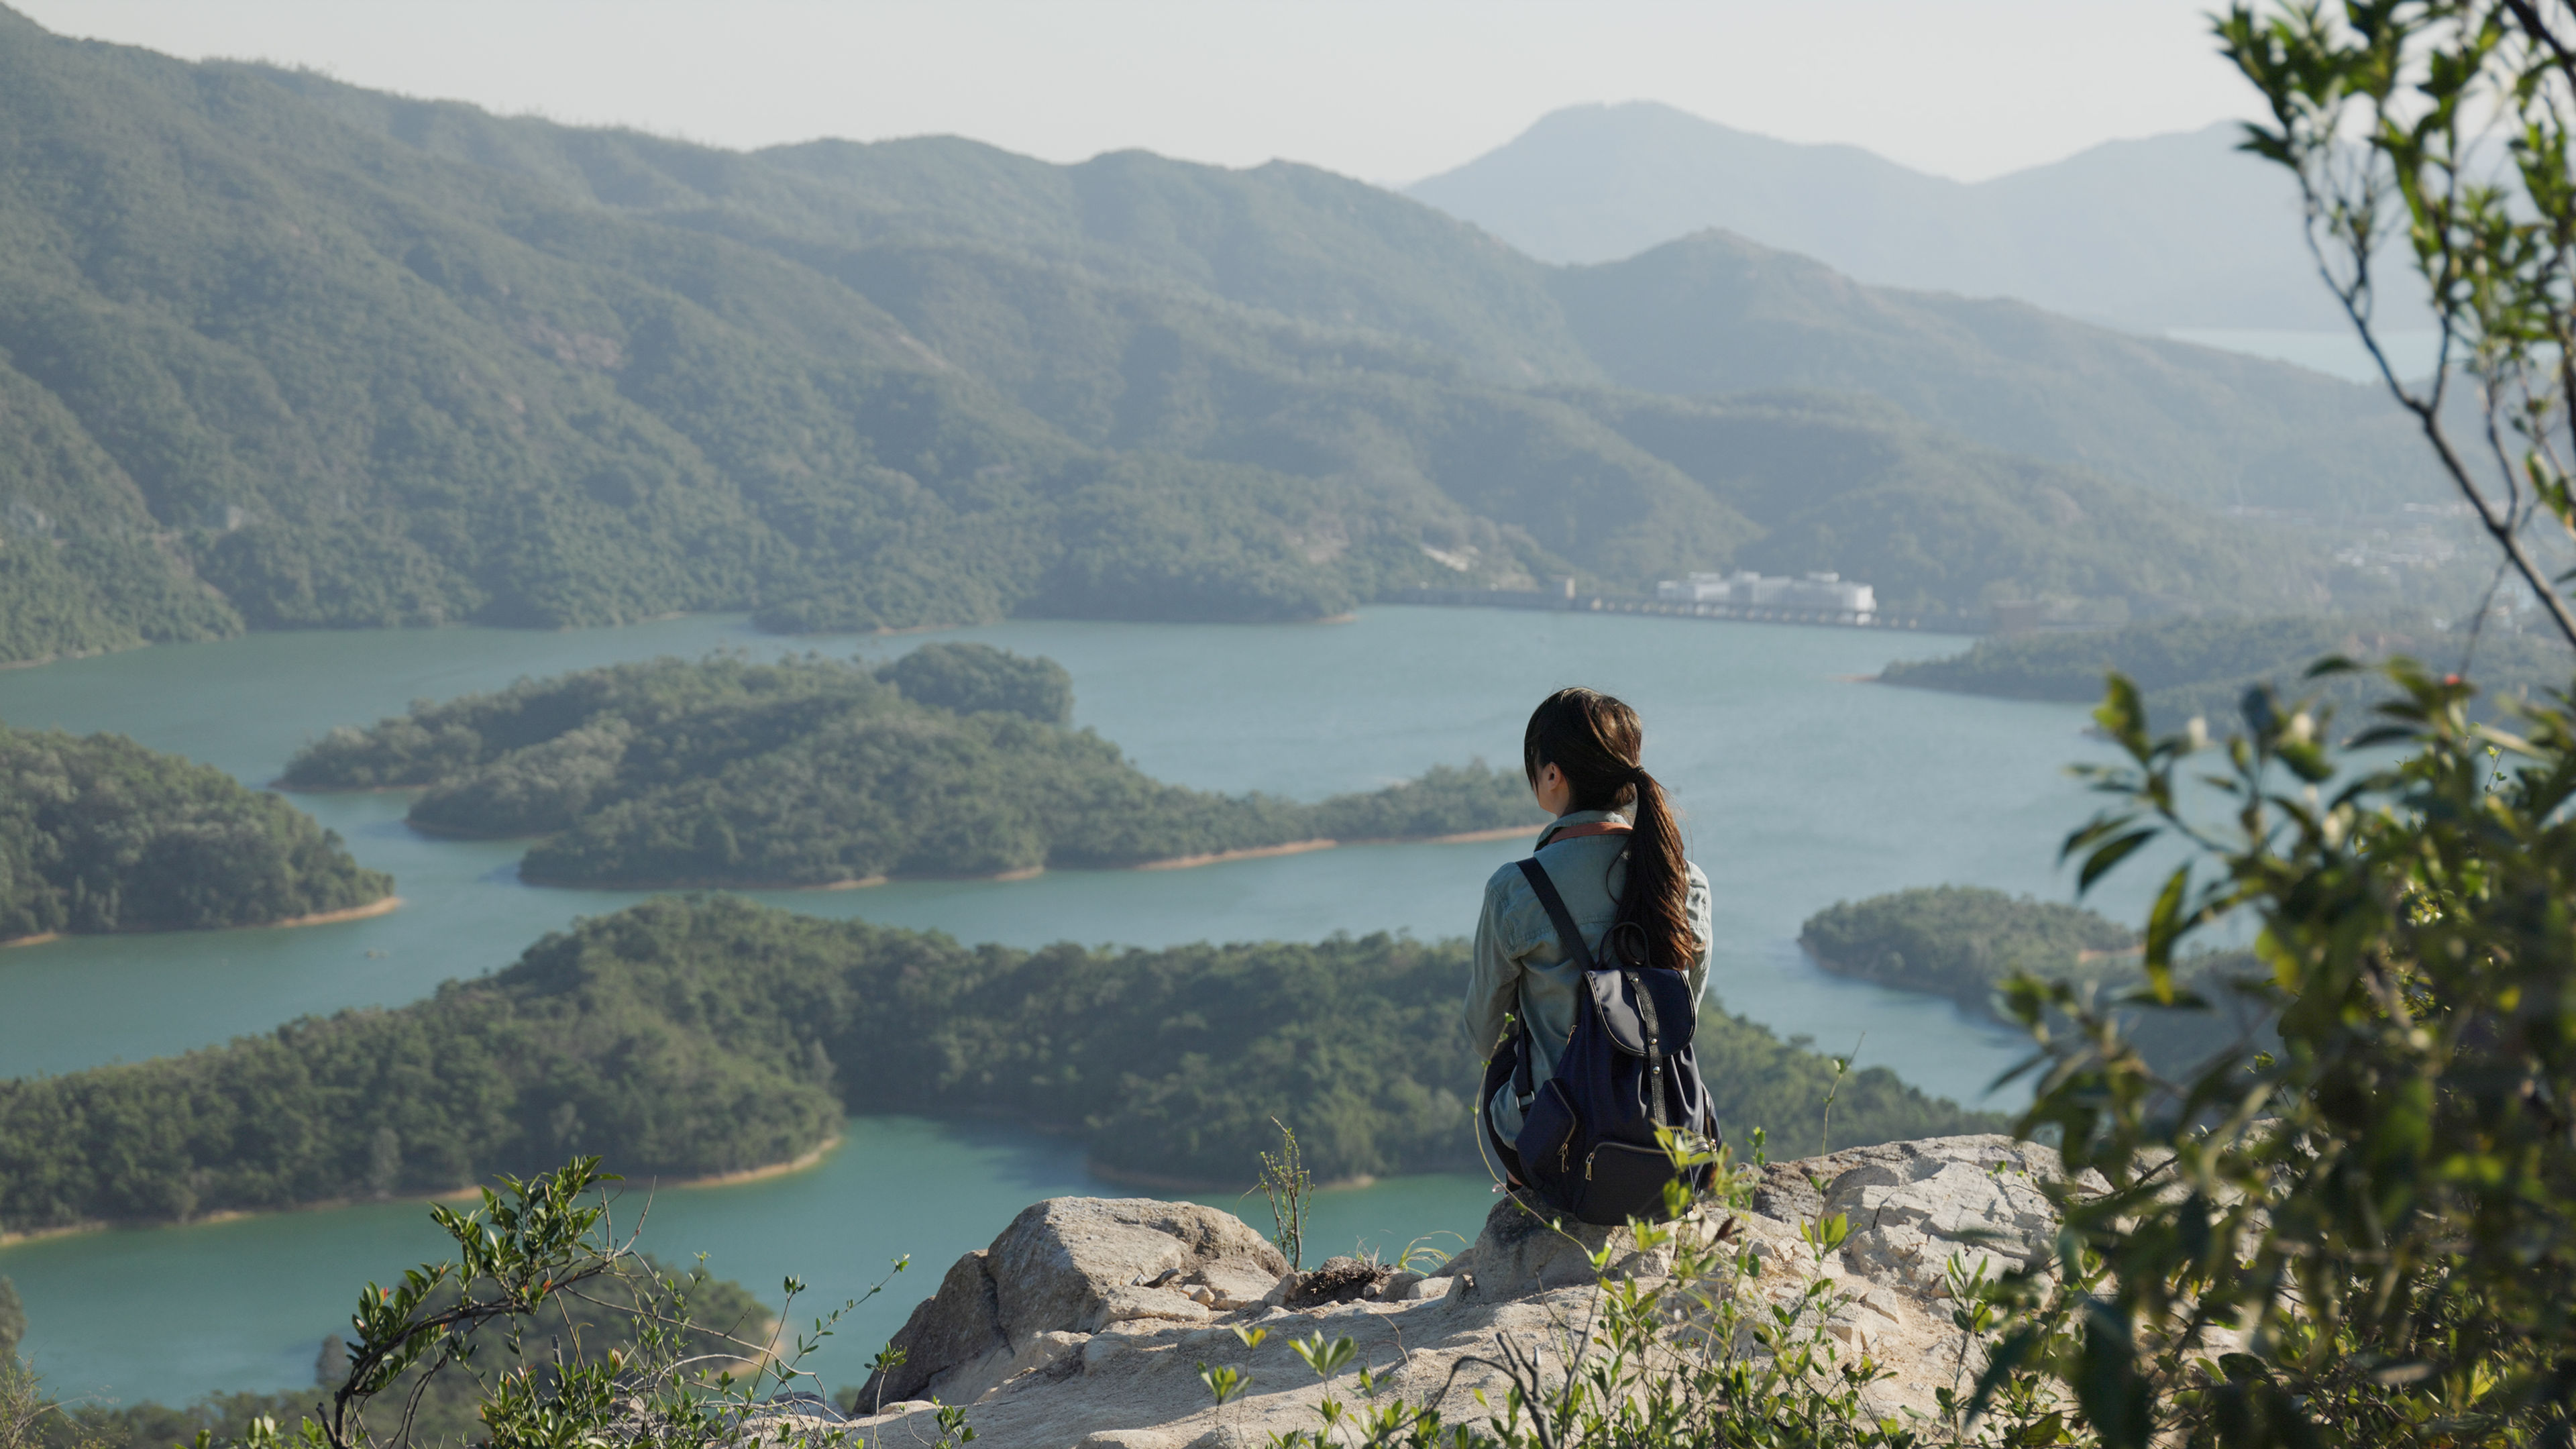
[0,723,389,941]
[877,638,1073,722]
[1878,614,2572,727]
[1801,885,2269,1076]
[278,647,1540,884]
[0,8,2443,663]
[0,894,1994,1232]
[1801,885,2139,1002]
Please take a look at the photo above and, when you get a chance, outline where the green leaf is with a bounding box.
[2078,829,2159,896]
[2094,674,2149,753]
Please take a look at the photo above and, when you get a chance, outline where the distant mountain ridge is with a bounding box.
[235,58,2434,513]
[1408,101,2369,332]
[0,8,2447,661]
[1550,232,2413,510]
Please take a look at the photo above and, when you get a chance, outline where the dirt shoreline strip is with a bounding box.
[640,1136,843,1190]
[1085,1158,1382,1193]
[0,894,400,951]
[1132,839,1338,871]
[0,1136,847,1248]
[258,896,402,930]
[527,825,1542,892]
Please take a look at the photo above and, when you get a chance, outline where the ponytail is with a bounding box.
[1521,688,1699,973]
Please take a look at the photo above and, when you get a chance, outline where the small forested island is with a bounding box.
[1878,613,2567,727]
[1800,885,2139,1003]
[0,723,391,943]
[1801,885,2267,1075]
[0,894,1996,1232]
[280,643,1543,887]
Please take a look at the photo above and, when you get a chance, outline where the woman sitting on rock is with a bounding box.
[1468,686,1715,1202]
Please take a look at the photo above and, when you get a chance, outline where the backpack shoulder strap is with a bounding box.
[1516,858,1596,973]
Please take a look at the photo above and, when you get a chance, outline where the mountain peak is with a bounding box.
[1408,103,2330,330]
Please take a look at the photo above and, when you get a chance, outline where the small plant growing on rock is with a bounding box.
[199,1157,904,1449]
[1258,1118,1315,1273]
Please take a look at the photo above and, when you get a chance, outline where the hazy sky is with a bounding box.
[15,1,2256,184]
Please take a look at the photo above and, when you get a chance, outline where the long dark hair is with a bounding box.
[1522,687,1697,973]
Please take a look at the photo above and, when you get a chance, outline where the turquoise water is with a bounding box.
[4,1116,1487,1405]
[0,606,2124,1403]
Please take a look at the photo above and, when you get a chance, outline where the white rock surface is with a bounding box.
[821,1135,2084,1448]
[855,1197,1288,1406]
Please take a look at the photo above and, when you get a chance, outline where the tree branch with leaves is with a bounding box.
[2222,0,2576,649]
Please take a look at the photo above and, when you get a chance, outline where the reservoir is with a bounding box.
[0,606,2121,1403]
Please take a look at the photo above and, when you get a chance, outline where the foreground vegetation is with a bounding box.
[279,647,1540,884]
[1,1161,884,1449]
[0,724,389,941]
[12,1248,773,1449]
[0,894,1995,1232]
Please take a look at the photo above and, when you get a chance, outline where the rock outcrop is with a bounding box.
[857,1198,1291,1407]
[823,1135,2082,1448]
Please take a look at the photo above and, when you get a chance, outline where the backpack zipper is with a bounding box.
[1560,1140,1573,1176]
[1584,1150,1595,1182]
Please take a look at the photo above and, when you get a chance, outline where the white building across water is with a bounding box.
[1655,570,1876,621]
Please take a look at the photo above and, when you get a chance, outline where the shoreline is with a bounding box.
[527,824,1543,892]
[1362,824,1534,845]
[1085,1158,1382,1193]
[1133,839,1336,871]
[255,896,402,930]
[0,1138,843,1250]
[0,894,400,951]
[0,1179,488,1249]
[641,1136,843,1190]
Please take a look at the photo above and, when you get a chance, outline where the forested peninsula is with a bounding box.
[279,644,1541,886]
[1878,614,2569,727]
[1801,885,2270,1075]
[0,723,390,943]
[0,894,1996,1234]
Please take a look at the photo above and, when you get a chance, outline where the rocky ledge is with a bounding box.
[810,1135,2079,1448]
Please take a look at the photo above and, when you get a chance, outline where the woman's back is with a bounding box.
[1466,809,1713,1141]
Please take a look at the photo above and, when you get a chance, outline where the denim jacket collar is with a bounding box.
[1534,805,1634,849]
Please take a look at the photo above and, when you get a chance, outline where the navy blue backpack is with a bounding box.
[1479,856,1719,1225]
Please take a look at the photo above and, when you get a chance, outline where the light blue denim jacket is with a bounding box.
[1466,808,1715,1140]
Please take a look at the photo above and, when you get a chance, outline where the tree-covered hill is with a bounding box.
[0,894,1998,1232]
[0,6,2425,661]
[0,11,1486,648]
[262,68,2428,513]
[278,645,1544,885]
[1548,230,2426,512]
[0,723,390,941]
